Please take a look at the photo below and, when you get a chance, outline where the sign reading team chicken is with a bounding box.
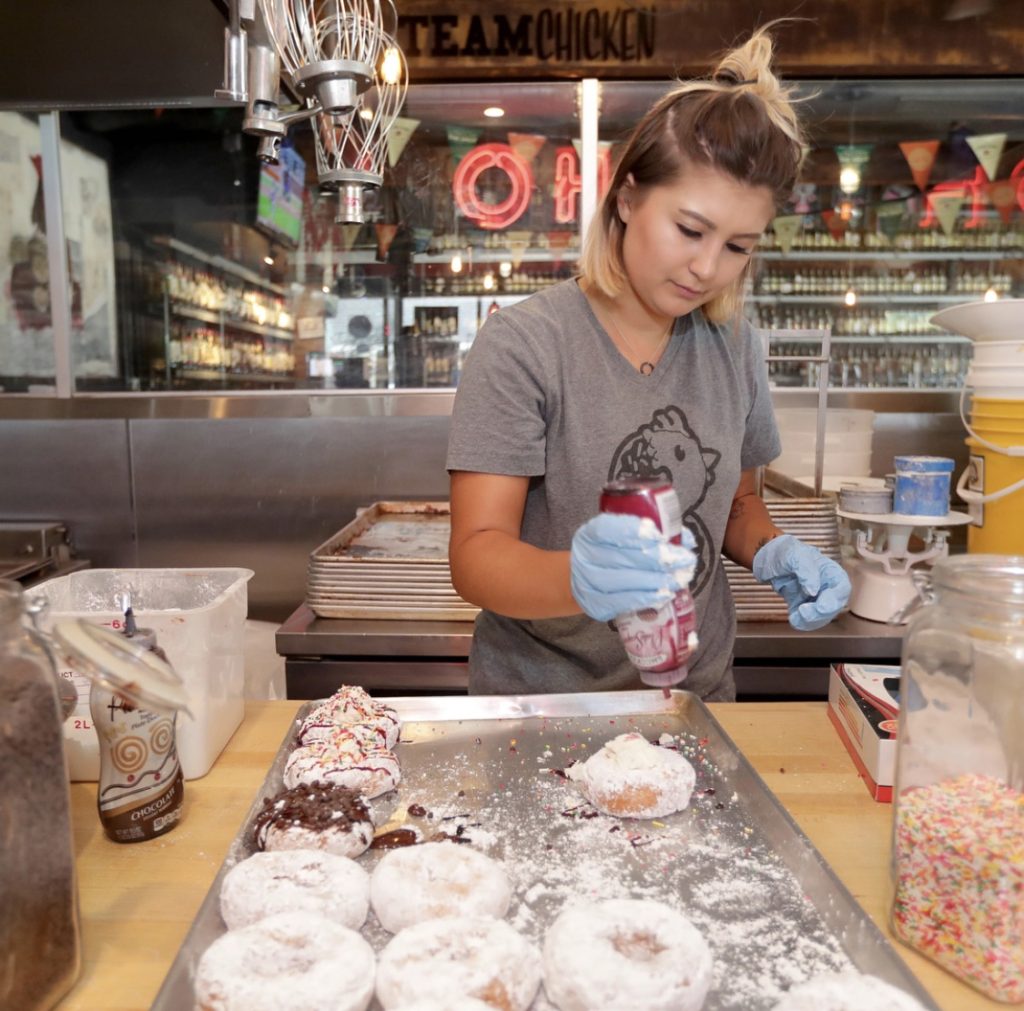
[397,7,656,65]
[453,143,613,229]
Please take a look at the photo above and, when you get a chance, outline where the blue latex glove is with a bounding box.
[752,533,851,631]
[570,513,697,622]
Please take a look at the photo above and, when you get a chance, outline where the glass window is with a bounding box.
[0,113,55,392]
[600,79,1024,390]
[6,78,1018,395]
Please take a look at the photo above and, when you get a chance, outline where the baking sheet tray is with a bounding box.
[153,692,937,1011]
[307,502,480,620]
[310,502,452,563]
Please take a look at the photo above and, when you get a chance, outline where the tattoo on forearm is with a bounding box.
[729,491,757,522]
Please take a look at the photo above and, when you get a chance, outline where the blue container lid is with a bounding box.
[893,455,955,474]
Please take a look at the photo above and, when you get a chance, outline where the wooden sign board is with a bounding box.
[396,0,1024,80]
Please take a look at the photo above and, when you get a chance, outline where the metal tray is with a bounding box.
[307,502,480,621]
[152,692,937,1011]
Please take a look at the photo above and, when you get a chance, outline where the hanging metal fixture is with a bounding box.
[312,35,407,223]
[259,0,394,115]
[218,0,408,219]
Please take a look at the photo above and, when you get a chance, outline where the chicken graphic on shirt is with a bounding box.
[608,406,721,595]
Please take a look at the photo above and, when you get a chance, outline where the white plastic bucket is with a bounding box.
[965,363,1024,400]
[969,340,1024,368]
[32,567,253,781]
[771,447,873,478]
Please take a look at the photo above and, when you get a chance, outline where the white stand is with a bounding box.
[836,508,972,624]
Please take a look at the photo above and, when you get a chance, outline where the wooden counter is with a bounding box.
[59,701,1002,1011]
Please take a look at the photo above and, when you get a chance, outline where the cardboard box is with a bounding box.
[827,662,901,802]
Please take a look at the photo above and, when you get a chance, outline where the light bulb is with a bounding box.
[264,255,275,265]
[451,253,463,274]
[499,260,512,278]
[380,47,402,86]
[359,107,374,121]
[483,272,495,291]
[483,106,505,118]
[839,165,860,194]
[984,286,999,302]
[844,288,857,307]
[322,285,331,293]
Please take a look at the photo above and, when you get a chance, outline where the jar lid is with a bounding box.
[53,619,192,716]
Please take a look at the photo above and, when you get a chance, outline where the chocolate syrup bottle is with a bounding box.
[89,609,184,842]
[55,609,190,845]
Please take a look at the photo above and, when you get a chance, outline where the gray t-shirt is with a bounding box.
[446,279,781,700]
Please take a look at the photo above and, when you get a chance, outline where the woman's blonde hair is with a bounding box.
[580,25,806,324]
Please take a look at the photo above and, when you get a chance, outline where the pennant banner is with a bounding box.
[547,230,572,253]
[772,214,802,254]
[375,223,399,259]
[820,209,848,242]
[985,178,1018,225]
[447,125,480,167]
[411,227,434,254]
[836,144,873,171]
[386,117,420,168]
[875,200,906,241]
[899,140,940,192]
[929,191,964,237]
[508,132,547,163]
[506,229,531,268]
[966,132,1007,181]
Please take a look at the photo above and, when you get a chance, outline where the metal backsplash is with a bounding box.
[0,391,968,621]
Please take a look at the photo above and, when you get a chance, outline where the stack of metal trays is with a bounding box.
[724,498,842,621]
[306,501,480,621]
[309,497,841,623]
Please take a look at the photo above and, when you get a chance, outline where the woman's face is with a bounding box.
[617,162,775,319]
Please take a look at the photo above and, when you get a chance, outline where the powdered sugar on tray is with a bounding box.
[369,715,856,1011]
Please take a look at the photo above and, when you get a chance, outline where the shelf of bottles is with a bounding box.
[410,229,579,298]
[749,218,1023,390]
[159,252,297,386]
[759,221,1024,254]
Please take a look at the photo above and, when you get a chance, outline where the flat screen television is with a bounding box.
[257,145,305,247]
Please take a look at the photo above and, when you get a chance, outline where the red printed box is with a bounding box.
[827,663,901,803]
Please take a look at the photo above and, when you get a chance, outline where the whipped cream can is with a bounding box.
[599,480,698,689]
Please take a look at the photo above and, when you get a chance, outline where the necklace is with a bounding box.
[605,311,674,376]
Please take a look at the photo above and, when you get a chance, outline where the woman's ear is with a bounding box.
[616,173,636,223]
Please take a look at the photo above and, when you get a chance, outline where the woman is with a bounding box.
[447,27,850,701]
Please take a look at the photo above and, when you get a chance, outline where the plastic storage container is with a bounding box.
[892,555,1024,1003]
[33,568,253,781]
[772,407,875,478]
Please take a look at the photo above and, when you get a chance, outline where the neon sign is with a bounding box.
[553,145,613,224]
[452,143,534,230]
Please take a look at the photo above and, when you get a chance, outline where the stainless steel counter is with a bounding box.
[276,605,904,699]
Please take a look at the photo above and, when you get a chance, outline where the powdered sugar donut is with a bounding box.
[195,911,375,1011]
[370,841,512,933]
[566,732,696,818]
[377,915,541,1011]
[283,724,401,798]
[771,971,930,1010]
[253,782,375,858]
[542,898,713,1011]
[298,686,401,749]
[219,849,370,930]
[389,1002,494,1011]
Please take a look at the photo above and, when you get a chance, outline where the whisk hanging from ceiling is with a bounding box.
[259,0,396,114]
[312,33,408,223]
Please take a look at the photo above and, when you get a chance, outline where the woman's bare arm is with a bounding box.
[448,471,581,619]
[721,468,784,569]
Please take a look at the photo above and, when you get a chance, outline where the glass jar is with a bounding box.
[0,579,81,1009]
[891,555,1024,1003]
